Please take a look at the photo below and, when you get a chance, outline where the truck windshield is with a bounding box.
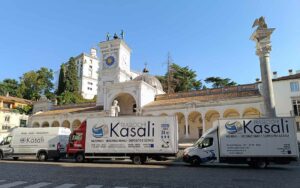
[193,137,204,147]
[71,132,83,141]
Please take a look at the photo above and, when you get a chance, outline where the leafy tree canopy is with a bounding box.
[0,79,19,96]
[204,77,237,88]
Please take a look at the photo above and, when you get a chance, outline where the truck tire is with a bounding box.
[13,157,19,161]
[132,155,142,165]
[248,160,268,169]
[190,156,201,166]
[38,152,48,161]
[75,153,84,163]
[0,152,3,160]
[255,161,268,169]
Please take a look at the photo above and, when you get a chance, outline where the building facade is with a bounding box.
[0,94,32,141]
[29,36,300,143]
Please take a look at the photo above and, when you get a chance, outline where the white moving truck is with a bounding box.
[0,127,71,161]
[183,117,299,168]
[67,116,178,164]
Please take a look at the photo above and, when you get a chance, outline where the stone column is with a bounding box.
[251,17,276,117]
[184,115,189,138]
[202,115,206,133]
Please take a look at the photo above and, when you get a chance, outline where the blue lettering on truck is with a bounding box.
[225,118,290,135]
[92,121,155,138]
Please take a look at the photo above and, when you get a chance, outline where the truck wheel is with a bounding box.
[13,157,19,161]
[190,156,201,166]
[255,161,268,169]
[75,153,84,163]
[38,152,48,161]
[0,152,3,160]
[132,156,142,165]
[141,156,147,164]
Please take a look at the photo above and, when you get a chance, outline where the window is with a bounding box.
[20,120,27,127]
[290,82,300,92]
[200,137,213,148]
[4,116,10,122]
[2,125,11,130]
[293,99,300,116]
[88,69,92,77]
[89,65,93,69]
[3,103,10,109]
[87,87,92,91]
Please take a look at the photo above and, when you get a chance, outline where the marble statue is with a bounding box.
[111,100,120,117]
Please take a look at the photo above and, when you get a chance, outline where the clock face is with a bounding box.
[105,56,115,67]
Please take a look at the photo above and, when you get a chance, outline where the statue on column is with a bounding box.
[106,32,111,41]
[111,100,120,117]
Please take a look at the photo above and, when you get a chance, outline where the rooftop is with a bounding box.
[0,95,32,105]
[144,84,261,107]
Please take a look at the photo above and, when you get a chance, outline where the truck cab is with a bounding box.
[183,127,219,166]
[67,121,86,162]
[0,135,13,159]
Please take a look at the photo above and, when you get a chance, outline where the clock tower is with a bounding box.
[96,36,133,106]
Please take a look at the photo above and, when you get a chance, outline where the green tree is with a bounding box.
[18,68,54,100]
[65,57,78,93]
[0,79,19,96]
[204,77,237,88]
[171,64,202,92]
[57,64,66,95]
[156,63,203,93]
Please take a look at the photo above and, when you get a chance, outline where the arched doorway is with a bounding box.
[243,107,261,118]
[62,120,71,128]
[223,109,240,118]
[52,121,60,127]
[112,93,136,116]
[32,122,40,128]
[188,111,202,139]
[205,110,220,130]
[42,121,49,128]
[72,120,81,130]
[175,112,185,139]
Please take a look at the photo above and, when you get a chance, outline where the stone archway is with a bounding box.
[112,93,137,116]
[223,109,240,118]
[52,121,60,127]
[188,111,202,139]
[243,107,261,118]
[205,110,220,130]
[32,122,40,128]
[41,121,50,128]
[175,112,185,139]
[72,119,81,130]
[62,120,71,128]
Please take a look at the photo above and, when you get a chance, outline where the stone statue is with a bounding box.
[113,33,119,39]
[106,32,110,41]
[252,16,268,30]
[111,100,120,117]
[120,30,125,39]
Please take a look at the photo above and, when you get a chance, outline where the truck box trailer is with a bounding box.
[0,127,71,161]
[183,117,299,168]
[67,116,178,164]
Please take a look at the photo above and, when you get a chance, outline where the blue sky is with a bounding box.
[0,0,299,85]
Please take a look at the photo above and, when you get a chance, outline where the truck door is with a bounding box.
[196,136,218,163]
[0,136,13,156]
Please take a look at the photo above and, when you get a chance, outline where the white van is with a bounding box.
[0,127,71,161]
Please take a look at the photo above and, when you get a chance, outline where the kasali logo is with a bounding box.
[92,124,108,138]
[225,121,242,134]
